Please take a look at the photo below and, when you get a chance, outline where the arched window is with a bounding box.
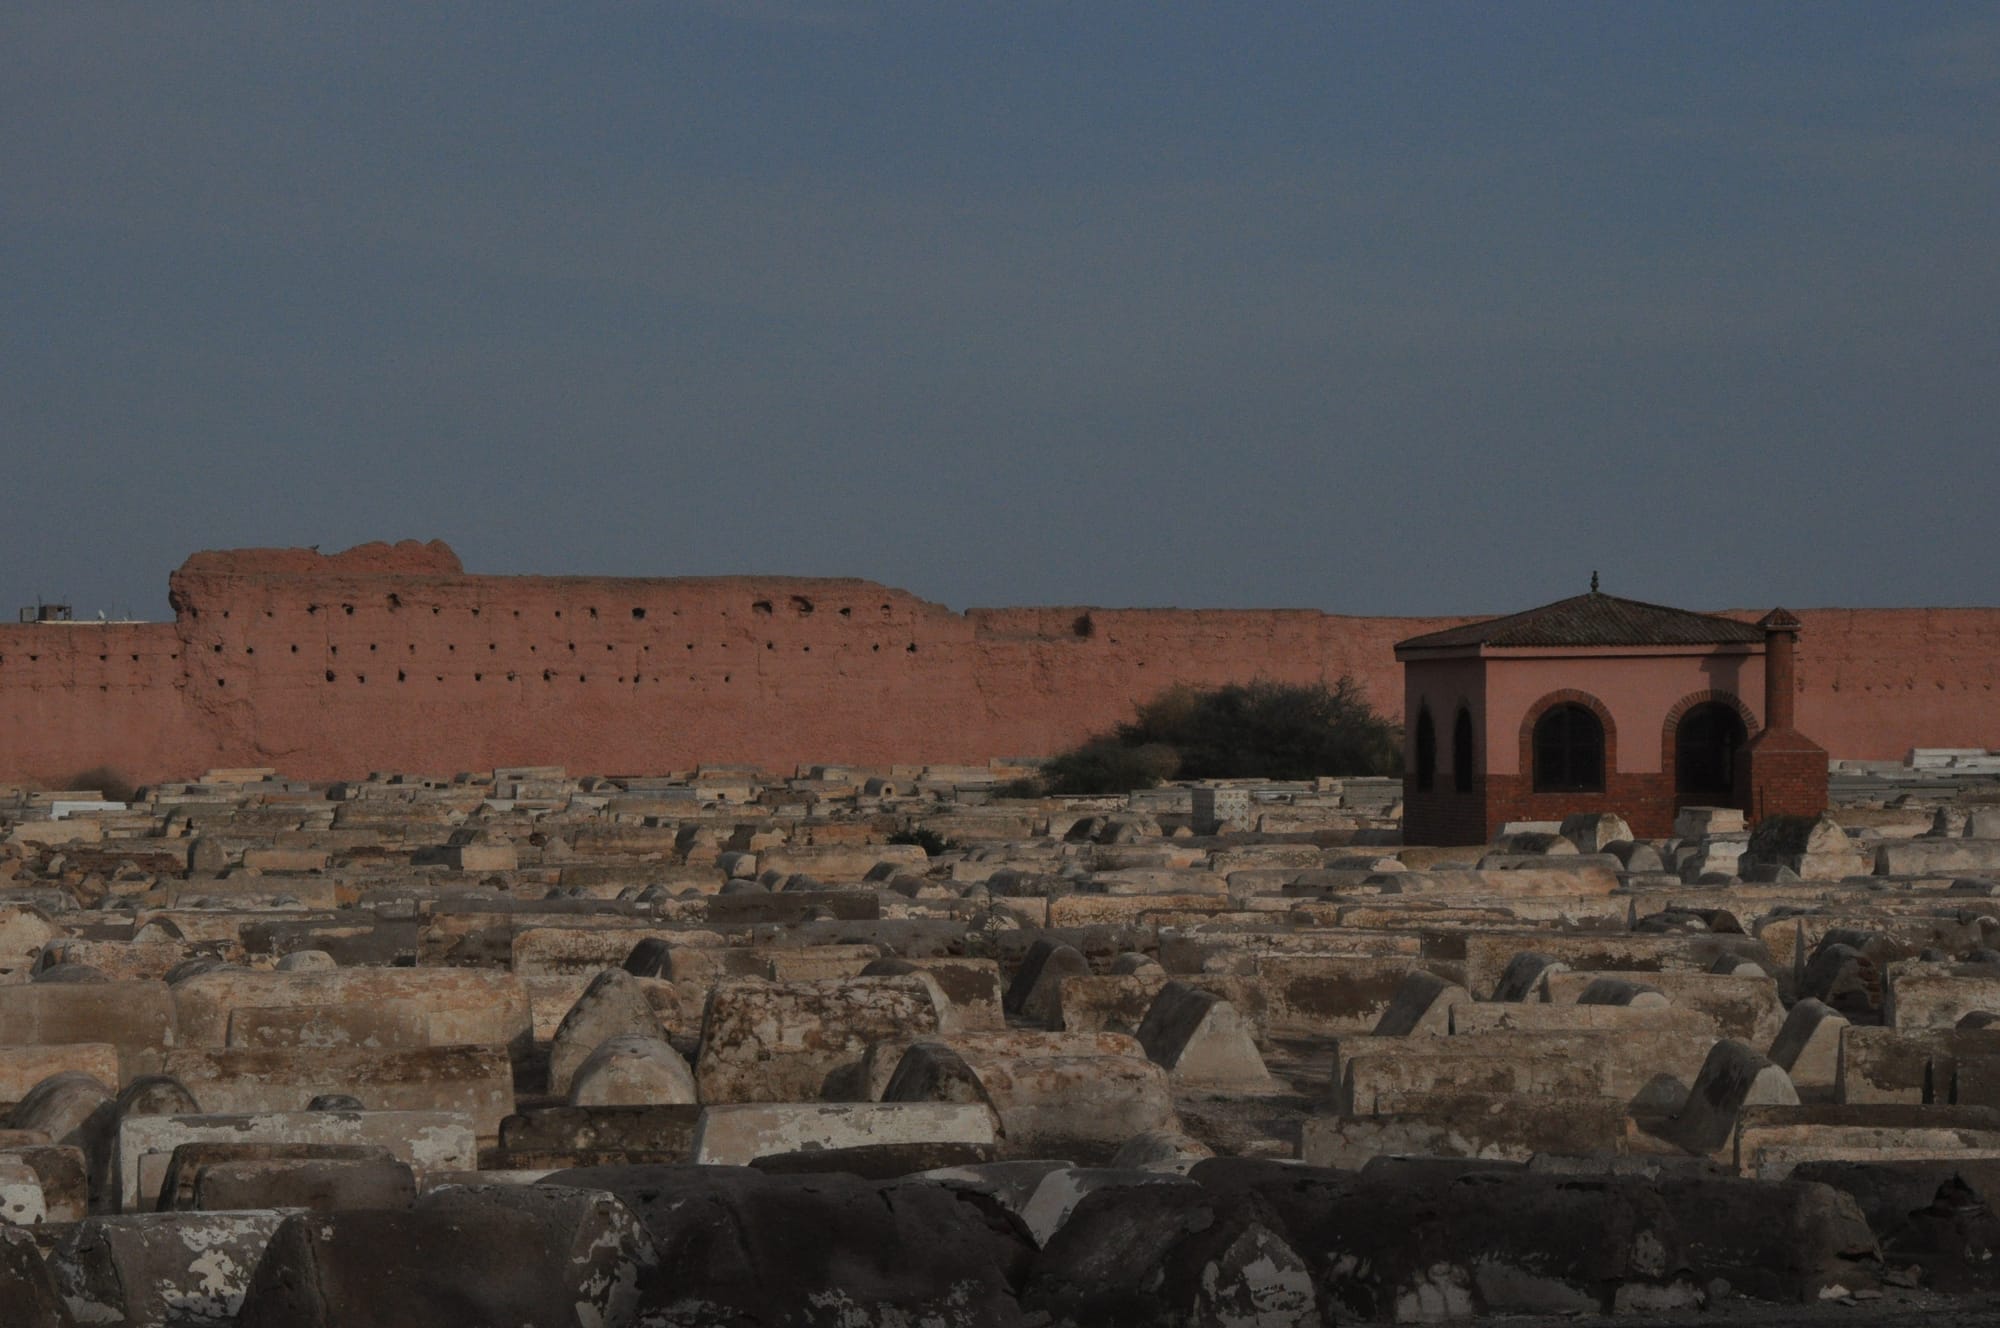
[1533,703,1605,793]
[1452,707,1475,793]
[1413,706,1436,792]
[1676,701,1747,798]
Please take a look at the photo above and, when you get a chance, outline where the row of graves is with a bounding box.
[0,764,1998,1323]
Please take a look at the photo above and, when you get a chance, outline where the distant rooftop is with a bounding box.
[1395,591,1767,652]
[14,602,147,625]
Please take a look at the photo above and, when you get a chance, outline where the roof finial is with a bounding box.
[1590,570,1599,594]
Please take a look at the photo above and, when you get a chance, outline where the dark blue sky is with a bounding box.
[5,3,1996,618]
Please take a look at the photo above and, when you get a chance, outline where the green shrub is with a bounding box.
[1118,678,1400,781]
[1027,678,1401,795]
[1040,740,1182,796]
[887,827,950,856]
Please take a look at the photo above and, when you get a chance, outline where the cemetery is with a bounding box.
[0,741,1995,1323]
[0,553,1996,1323]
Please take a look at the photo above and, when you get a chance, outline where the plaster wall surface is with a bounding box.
[1402,657,1488,784]
[1476,648,1767,777]
[0,542,1994,784]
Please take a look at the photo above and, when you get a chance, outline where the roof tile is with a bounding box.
[1395,593,1766,651]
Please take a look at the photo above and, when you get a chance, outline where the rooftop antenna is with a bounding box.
[1590,570,1600,594]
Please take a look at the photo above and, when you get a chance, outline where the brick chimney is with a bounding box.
[1736,607,1828,823]
[1759,607,1801,731]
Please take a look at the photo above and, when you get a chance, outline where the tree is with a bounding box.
[1018,678,1400,795]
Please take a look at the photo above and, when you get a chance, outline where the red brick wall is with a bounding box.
[1738,729,1831,823]
[1482,772,1681,842]
[1402,779,1491,847]
[1405,776,1689,847]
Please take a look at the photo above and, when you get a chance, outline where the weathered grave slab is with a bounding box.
[159,1046,515,1141]
[695,976,942,1103]
[117,1111,477,1212]
[691,1101,997,1166]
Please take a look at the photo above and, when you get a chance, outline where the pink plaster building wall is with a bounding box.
[1472,648,1767,777]
[1401,644,1777,841]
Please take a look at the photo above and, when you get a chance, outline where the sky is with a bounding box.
[4,2,1996,620]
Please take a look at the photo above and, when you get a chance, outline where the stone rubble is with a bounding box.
[0,763,1998,1322]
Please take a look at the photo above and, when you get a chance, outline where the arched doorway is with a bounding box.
[1675,701,1748,801]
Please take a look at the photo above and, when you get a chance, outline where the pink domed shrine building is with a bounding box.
[1394,590,1830,845]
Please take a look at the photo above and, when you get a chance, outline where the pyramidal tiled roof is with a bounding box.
[1396,593,1767,651]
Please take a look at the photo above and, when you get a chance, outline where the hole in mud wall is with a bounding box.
[752,600,773,616]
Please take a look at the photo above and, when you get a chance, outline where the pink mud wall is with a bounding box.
[0,542,1994,784]
[0,621,216,784]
